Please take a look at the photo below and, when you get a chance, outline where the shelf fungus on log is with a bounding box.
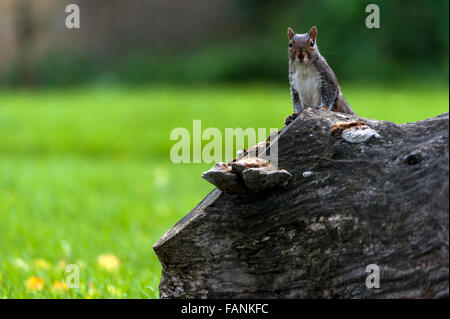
[202,157,292,194]
[331,121,380,143]
[154,109,449,299]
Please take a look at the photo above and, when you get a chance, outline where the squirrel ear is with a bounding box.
[309,26,317,41]
[287,27,295,40]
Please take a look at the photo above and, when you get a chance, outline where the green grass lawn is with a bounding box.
[0,83,448,298]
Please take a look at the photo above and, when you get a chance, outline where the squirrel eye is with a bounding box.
[289,42,293,48]
[310,40,315,47]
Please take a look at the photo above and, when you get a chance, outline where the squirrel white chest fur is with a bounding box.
[290,62,322,109]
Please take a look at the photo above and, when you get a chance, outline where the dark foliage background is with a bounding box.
[0,0,448,87]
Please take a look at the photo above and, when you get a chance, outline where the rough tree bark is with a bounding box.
[154,109,449,299]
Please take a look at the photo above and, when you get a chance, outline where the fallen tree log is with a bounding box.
[154,109,449,298]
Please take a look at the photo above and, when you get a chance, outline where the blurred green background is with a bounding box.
[0,0,448,298]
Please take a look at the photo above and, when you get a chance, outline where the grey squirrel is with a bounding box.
[285,26,355,125]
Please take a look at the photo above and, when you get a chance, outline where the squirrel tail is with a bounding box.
[334,94,356,115]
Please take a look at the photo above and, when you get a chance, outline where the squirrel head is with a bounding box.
[287,26,318,64]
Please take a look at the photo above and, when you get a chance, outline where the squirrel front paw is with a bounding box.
[284,112,299,126]
[318,104,332,111]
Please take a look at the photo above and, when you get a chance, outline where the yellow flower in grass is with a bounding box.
[56,259,67,271]
[97,253,120,272]
[106,285,122,297]
[34,258,51,270]
[14,258,29,271]
[87,283,101,299]
[52,281,69,293]
[26,276,45,291]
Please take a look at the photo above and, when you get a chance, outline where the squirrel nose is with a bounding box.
[296,50,304,62]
